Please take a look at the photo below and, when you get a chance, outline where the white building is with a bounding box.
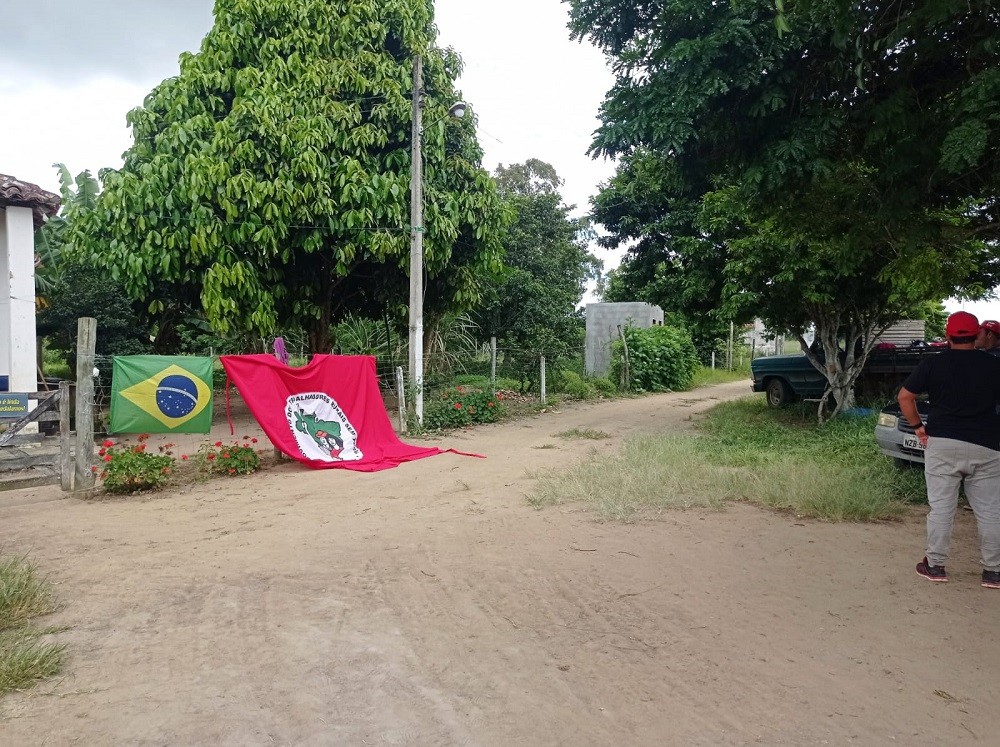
[1,175,60,393]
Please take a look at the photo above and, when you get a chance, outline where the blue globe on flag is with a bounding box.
[155,374,200,418]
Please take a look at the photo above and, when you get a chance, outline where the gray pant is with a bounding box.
[924,437,1000,571]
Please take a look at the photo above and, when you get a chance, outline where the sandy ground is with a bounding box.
[2,380,999,745]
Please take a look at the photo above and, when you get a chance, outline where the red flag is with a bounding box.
[220,354,455,472]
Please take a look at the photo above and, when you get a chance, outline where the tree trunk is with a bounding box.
[798,313,882,422]
[308,314,332,354]
[307,263,335,354]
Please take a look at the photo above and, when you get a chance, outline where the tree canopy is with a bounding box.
[36,166,150,367]
[70,0,506,352]
[570,0,1000,415]
[474,159,602,385]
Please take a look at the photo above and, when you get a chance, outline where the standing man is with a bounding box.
[977,319,1000,356]
[898,311,1000,588]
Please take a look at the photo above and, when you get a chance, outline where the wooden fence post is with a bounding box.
[59,380,72,492]
[74,317,97,492]
[617,325,631,390]
[490,337,497,394]
[540,355,547,405]
[395,366,407,434]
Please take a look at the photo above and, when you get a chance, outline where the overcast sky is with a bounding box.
[2,1,994,319]
[0,0,619,271]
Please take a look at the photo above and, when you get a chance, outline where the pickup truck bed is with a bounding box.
[750,347,944,406]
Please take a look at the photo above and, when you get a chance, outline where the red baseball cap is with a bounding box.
[981,320,1000,336]
[946,311,980,338]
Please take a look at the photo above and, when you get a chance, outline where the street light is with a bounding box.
[408,54,468,425]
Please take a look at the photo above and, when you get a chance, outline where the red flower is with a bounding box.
[222,452,230,459]
[102,439,114,448]
[454,402,462,409]
[90,465,98,473]
[251,438,258,444]
[207,453,216,461]
[98,448,107,457]
[138,433,150,442]
[214,441,223,447]
[488,402,495,408]
[228,468,236,474]
[103,455,112,462]
[181,455,188,461]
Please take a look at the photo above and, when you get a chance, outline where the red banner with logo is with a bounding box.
[220,354,455,472]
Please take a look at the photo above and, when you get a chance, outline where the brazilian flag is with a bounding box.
[110,356,214,434]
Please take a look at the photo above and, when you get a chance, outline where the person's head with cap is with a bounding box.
[946,311,980,346]
[977,319,1000,350]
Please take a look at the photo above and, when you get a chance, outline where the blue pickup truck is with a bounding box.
[750,345,944,406]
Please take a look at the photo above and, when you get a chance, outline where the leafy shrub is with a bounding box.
[334,314,389,357]
[558,370,598,400]
[591,377,617,395]
[98,435,175,494]
[612,324,699,392]
[199,437,262,475]
[452,374,490,387]
[422,386,505,430]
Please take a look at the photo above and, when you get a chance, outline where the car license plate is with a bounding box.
[903,435,926,451]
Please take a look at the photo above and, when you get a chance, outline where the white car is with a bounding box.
[874,401,928,467]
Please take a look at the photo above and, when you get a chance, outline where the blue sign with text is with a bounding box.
[0,394,29,419]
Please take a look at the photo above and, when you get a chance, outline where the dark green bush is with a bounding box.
[451,374,521,391]
[612,325,699,392]
[591,377,617,395]
[422,386,506,430]
[558,370,598,400]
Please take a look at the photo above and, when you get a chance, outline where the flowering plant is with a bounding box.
[97,434,175,494]
[198,436,262,476]
[421,386,505,430]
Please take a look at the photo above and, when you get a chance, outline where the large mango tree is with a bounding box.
[71,0,506,352]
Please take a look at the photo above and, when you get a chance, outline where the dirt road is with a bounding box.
[2,380,998,745]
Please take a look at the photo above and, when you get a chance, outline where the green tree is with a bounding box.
[475,159,602,389]
[594,149,733,358]
[33,166,150,370]
[35,165,99,302]
[568,0,999,417]
[70,0,505,353]
[37,264,151,370]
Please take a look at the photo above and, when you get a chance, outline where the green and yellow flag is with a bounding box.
[110,356,214,434]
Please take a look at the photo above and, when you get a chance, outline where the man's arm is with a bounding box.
[898,387,928,445]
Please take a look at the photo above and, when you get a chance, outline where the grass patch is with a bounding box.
[555,428,612,440]
[0,630,64,694]
[530,397,925,522]
[690,365,750,388]
[0,555,65,696]
[529,436,730,521]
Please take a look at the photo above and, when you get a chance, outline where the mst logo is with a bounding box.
[285,393,363,462]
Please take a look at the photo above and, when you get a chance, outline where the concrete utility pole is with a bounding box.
[408,55,425,424]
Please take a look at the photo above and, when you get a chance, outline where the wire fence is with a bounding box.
[37,335,760,460]
[84,341,748,423]
[86,347,583,435]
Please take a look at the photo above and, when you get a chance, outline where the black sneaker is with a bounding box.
[982,570,1000,589]
[916,557,948,582]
